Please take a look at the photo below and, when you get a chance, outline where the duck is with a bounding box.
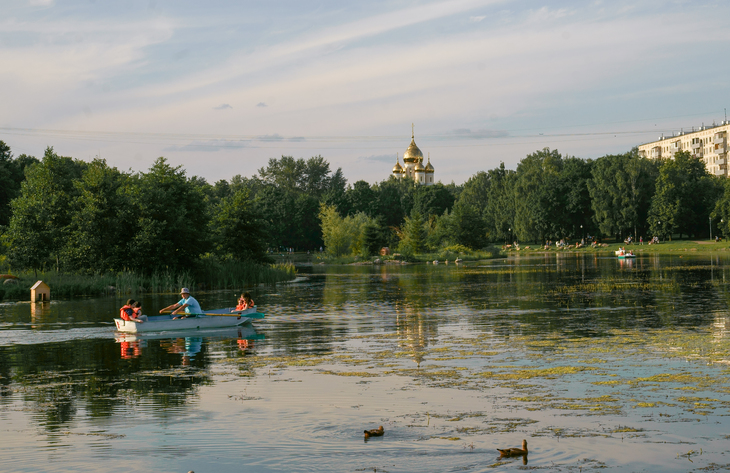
[364,426,384,438]
[497,439,528,456]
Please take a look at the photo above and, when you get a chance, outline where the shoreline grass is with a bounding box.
[313,245,505,264]
[503,239,730,256]
[0,261,297,301]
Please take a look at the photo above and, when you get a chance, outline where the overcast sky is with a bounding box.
[2,0,729,185]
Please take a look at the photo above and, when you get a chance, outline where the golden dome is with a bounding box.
[425,159,434,173]
[414,161,425,172]
[403,138,424,164]
[403,125,423,164]
[393,161,403,173]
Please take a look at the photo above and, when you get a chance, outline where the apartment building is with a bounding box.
[637,122,729,176]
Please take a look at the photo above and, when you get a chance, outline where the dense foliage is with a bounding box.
[2,139,730,275]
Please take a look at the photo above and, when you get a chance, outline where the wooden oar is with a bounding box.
[159,309,265,318]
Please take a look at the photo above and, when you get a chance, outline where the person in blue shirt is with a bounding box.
[160,288,203,319]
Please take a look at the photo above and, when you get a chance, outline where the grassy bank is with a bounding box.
[314,245,505,264]
[0,261,297,301]
[503,239,730,255]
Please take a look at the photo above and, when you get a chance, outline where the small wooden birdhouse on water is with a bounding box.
[30,280,50,302]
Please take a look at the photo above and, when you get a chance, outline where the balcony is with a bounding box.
[716,168,727,176]
[692,142,701,150]
[715,135,726,145]
[651,150,661,159]
[716,147,727,155]
[717,158,725,165]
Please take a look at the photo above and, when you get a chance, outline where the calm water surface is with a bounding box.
[1,254,730,472]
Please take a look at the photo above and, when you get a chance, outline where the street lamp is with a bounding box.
[710,215,712,241]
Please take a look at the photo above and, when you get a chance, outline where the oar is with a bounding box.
[159,309,265,319]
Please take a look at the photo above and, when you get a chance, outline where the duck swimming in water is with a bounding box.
[497,439,528,456]
[364,426,384,438]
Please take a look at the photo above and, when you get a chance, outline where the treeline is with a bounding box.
[3,141,730,275]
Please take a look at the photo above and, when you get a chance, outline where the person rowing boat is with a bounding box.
[160,287,203,319]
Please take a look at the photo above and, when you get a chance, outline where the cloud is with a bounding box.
[358,154,398,163]
[254,134,305,142]
[214,104,232,110]
[164,139,249,152]
[256,102,267,107]
[450,128,509,139]
[470,15,486,22]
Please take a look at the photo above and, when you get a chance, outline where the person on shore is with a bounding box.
[160,288,203,319]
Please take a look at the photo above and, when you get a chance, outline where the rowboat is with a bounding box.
[113,307,265,334]
[114,324,265,342]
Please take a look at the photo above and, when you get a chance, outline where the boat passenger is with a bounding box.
[131,301,148,323]
[160,288,203,319]
[120,299,136,321]
[234,292,255,311]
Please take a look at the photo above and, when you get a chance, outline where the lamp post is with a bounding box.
[580,224,583,241]
[710,215,712,241]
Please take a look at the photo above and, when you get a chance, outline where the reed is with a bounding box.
[0,260,296,301]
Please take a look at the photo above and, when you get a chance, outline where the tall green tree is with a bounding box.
[411,183,455,219]
[648,151,721,239]
[0,141,39,227]
[126,158,209,273]
[588,151,658,239]
[397,212,427,254]
[513,148,565,242]
[6,147,86,272]
[211,189,269,263]
[63,159,132,272]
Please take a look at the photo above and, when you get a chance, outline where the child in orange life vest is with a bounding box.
[235,292,255,311]
[120,299,136,321]
[131,301,148,322]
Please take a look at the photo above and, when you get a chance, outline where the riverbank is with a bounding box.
[0,261,297,301]
[504,239,730,256]
[312,245,504,265]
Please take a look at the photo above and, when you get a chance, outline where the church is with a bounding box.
[391,126,435,185]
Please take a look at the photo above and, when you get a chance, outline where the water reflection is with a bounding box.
[1,255,730,472]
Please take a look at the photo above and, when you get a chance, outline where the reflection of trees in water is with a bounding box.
[2,339,213,430]
[395,304,438,368]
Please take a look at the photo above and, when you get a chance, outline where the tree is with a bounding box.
[648,151,722,239]
[6,147,86,272]
[0,141,39,228]
[211,189,269,263]
[318,204,370,257]
[513,148,565,242]
[412,183,455,219]
[451,200,487,249]
[397,212,427,254]
[63,159,132,272]
[588,151,658,239]
[344,180,377,216]
[126,158,209,273]
[254,156,346,250]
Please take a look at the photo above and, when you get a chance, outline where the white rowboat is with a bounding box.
[114,307,265,334]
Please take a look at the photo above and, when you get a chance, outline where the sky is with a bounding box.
[2,0,730,185]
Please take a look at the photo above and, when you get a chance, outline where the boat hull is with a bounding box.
[114,307,265,333]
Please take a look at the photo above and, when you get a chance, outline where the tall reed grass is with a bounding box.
[0,260,297,301]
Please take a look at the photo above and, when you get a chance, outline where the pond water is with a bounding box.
[1,254,730,472]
